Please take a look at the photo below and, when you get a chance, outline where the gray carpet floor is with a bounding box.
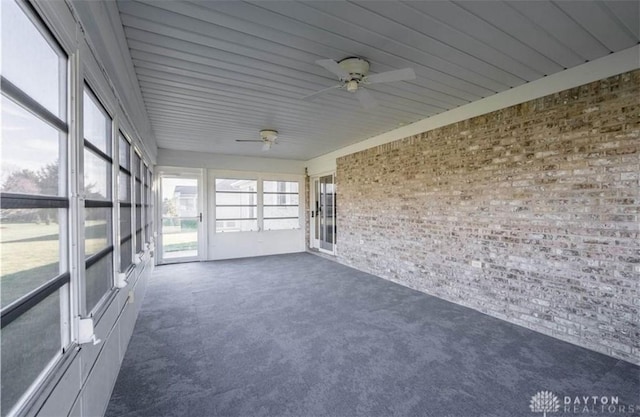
[105,253,639,417]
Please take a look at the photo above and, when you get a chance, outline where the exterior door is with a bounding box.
[159,174,202,263]
[312,174,336,254]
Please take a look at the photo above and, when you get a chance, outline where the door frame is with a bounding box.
[309,172,336,255]
[156,167,206,264]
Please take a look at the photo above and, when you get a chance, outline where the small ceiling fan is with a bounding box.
[302,57,416,109]
[236,129,278,151]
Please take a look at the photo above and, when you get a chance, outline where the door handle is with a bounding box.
[199,213,202,222]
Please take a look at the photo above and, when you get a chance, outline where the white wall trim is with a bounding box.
[157,149,306,175]
[305,45,640,176]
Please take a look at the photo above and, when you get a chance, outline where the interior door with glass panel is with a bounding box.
[313,174,336,253]
[159,175,202,262]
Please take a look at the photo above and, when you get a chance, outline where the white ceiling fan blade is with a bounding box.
[366,68,416,84]
[355,88,377,109]
[301,84,342,101]
[315,59,350,80]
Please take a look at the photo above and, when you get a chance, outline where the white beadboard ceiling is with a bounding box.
[116,0,639,160]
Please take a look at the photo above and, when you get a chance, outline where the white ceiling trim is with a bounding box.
[306,45,640,175]
[71,0,159,162]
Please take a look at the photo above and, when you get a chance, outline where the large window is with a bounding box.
[134,152,143,254]
[149,170,154,244]
[214,178,300,232]
[144,165,151,244]
[119,133,133,273]
[215,179,258,232]
[0,1,70,415]
[263,180,300,230]
[1,2,155,415]
[83,87,113,314]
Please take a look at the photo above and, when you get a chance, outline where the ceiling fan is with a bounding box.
[236,129,279,151]
[302,57,416,109]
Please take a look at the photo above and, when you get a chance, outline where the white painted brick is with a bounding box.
[327,70,640,365]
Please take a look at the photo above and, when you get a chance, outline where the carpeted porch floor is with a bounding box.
[105,253,639,417]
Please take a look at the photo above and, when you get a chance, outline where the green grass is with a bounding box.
[0,220,111,415]
[0,221,107,307]
[1,263,59,307]
[164,241,197,252]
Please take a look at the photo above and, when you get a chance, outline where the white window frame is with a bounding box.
[214,177,259,233]
[0,1,72,415]
[81,83,115,317]
[262,179,301,231]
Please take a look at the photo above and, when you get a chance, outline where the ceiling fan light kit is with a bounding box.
[346,80,359,93]
[303,56,416,109]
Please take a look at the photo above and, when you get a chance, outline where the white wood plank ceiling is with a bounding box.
[116,0,639,160]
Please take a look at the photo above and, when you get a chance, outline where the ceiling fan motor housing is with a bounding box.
[306,56,414,108]
[260,129,278,141]
[338,57,370,81]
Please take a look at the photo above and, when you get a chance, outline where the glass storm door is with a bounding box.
[159,175,201,262]
[318,174,335,253]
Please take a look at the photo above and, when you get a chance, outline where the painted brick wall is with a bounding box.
[336,70,639,364]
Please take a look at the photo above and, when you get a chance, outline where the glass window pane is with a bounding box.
[145,218,151,242]
[133,154,141,180]
[135,179,141,204]
[120,206,131,239]
[216,206,257,220]
[1,97,64,197]
[136,230,142,253]
[1,290,61,417]
[161,177,198,217]
[146,189,152,219]
[0,208,63,308]
[264,181,298,193]
[120,238,132,273]
[119,135,130,169]
[119,171,131,202]
[85,252,112,313]
[83,90,110,155]
[264,194,299,205]
[216,219,258,233]
[215,178,257,192]
[136,206,142,231]
[264,218,300,230]
[176,194,196,218]
[1,0,64,118]
[264,206,299,218]
[84,149,110,200]
[216,192,256,206]
[161,218,197,257]
[85,207,111,257]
